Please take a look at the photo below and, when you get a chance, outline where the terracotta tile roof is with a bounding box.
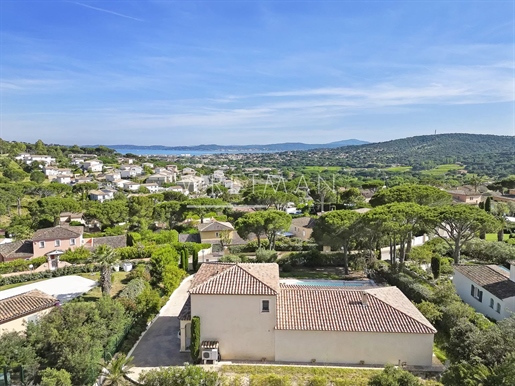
[88,235,127,249]
[0,290,58,325]
[178,295,191,321]
[189,263,279,295]
[276,285,436,334]
[290,217,316,229]
[32,226,83,241]
[0,241,33,261]
[454,265,515,299]
[198,221,234,232]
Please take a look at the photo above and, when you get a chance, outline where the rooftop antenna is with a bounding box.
[434,130,437,135]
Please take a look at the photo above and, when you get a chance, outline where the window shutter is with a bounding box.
[478,291,483,302]
[471,285,475,296]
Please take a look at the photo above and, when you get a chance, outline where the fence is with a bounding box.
[1,366,30,386]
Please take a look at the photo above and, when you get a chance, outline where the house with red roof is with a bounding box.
[178,262,437,367]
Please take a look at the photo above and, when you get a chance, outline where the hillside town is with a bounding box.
[0,138,514,386]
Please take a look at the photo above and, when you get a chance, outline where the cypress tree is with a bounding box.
[431,255,441,280]
[191,316,201,363]
[192,250,199,272]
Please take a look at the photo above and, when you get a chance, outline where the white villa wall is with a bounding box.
[0,308,53,333]
[275,330,434,367]
[453,270,513,321]
[191,294,276,360]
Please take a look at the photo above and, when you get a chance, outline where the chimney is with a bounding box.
[361,292,369,307]
[510,261,515,283]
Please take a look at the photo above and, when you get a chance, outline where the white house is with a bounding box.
[179,263,436,367]
[55,174,73,184]
[105,171,122,182]
[120,165,143,178]
[82,160,103,172]
[142,183,159,193]
[89,189,115,202]
[453,263,515,321]
[177,175,204,193]
[16,154,56,166]
[123,181,141,191]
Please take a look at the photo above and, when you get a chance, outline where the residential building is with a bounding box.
[146,173,173,186]
[178,263,436,367]
[105,171,122,182]
[55,174,73,184]
[177,176,204,193]
[82,159,103,172]
[453,263,515,321]
[182,167,196,176]
[446,190,483,205]
[289,217,316,240]
[0,240,34,263]
[120,165,143,178]
[123,181,141,191]
[198,221,235,244]
[58,212,85,225]
[89,189,115,202]
[15,154,56,166]
[32,226,83,259]
[142,183,159,193]
[0,290,58,333]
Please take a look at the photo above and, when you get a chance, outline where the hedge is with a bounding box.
[0,257,47,274]
[0,264,100,287]
[118,278,146,300]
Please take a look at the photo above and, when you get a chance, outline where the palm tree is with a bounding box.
[102,353,134,386]
[93,245,118,295]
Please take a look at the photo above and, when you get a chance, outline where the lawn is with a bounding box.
[485,233,510,241]
[304,166,342,172]
[384,166,412,173]
[421,164,462,176]
[220,364,381,386]
[0,277,50,291]
[77,271,130,301]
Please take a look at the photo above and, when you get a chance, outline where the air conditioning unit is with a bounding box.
[202,348,218,361]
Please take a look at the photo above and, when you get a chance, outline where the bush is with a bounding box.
[60,247,91,264]
[0,264,101,287]
[305,376,329,386]
[462,238,515,264]
[191,316,200,363]
[249,374,292,386]
[368,365,422,386]
[255,248,278,263]
[0,257,47,274]
[118,278,146,300]
[140,365,220,386]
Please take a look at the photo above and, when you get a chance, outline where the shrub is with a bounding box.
[0,257,47,274]
[139,364,220,386]
[40,368,72,386]
[255,248,278,263]
[60,247,91,264]
[305,376,329,386]
[249,374,292,386]
[368,365,422,386]
[191,316,200,363]
[118,278,146,300]
[431,255,441,279]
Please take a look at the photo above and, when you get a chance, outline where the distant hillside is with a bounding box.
[245,133,515,177]
[102,139,369,152]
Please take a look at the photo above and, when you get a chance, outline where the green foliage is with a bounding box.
[255,248,278,262]
[102,353,134,386]
[162,264,187,296]
[0,264,101,287]
[40,368,73,386]
[416,301,442,324]
[249,374,292,386]
[0,256,47,274]
[305,376,329,386]
[0,331,38,378]
[368,365,422,386]
[181,249,188,271]
[140,364,220,386]
[26,298,131,386]
[191,316,201,363]
[370,184,452,207]
[462,238,515,265]
[149,245,179,284]
[235,210,292,250]
[30,170,46,183]
[192,250,199,271]
[61,246,92,263]
[430,256,441,279]
[118,278,146,301]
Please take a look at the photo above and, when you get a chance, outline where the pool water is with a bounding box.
[280,279,375,287]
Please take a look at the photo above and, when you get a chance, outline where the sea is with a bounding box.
[110,147,277,156]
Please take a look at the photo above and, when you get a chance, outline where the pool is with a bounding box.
[280,279,376,287]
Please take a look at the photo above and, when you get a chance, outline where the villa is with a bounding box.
[178,262,436,367]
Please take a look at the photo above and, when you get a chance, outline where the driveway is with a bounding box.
[0,275,97,303]
[130,276,193,369]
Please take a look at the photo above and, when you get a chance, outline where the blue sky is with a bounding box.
[0,1,514,146]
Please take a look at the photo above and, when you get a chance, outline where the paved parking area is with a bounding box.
[0,275,97,303]
[129,276,193,375]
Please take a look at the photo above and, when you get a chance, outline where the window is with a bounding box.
[215,232,220,237]
[496,303,501,313]
[490,299,494,309]
[54,240,61,247]
[261,300,270,313]
[70,238,76,246]
[470,285,483,302]
[39,241,45,248]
